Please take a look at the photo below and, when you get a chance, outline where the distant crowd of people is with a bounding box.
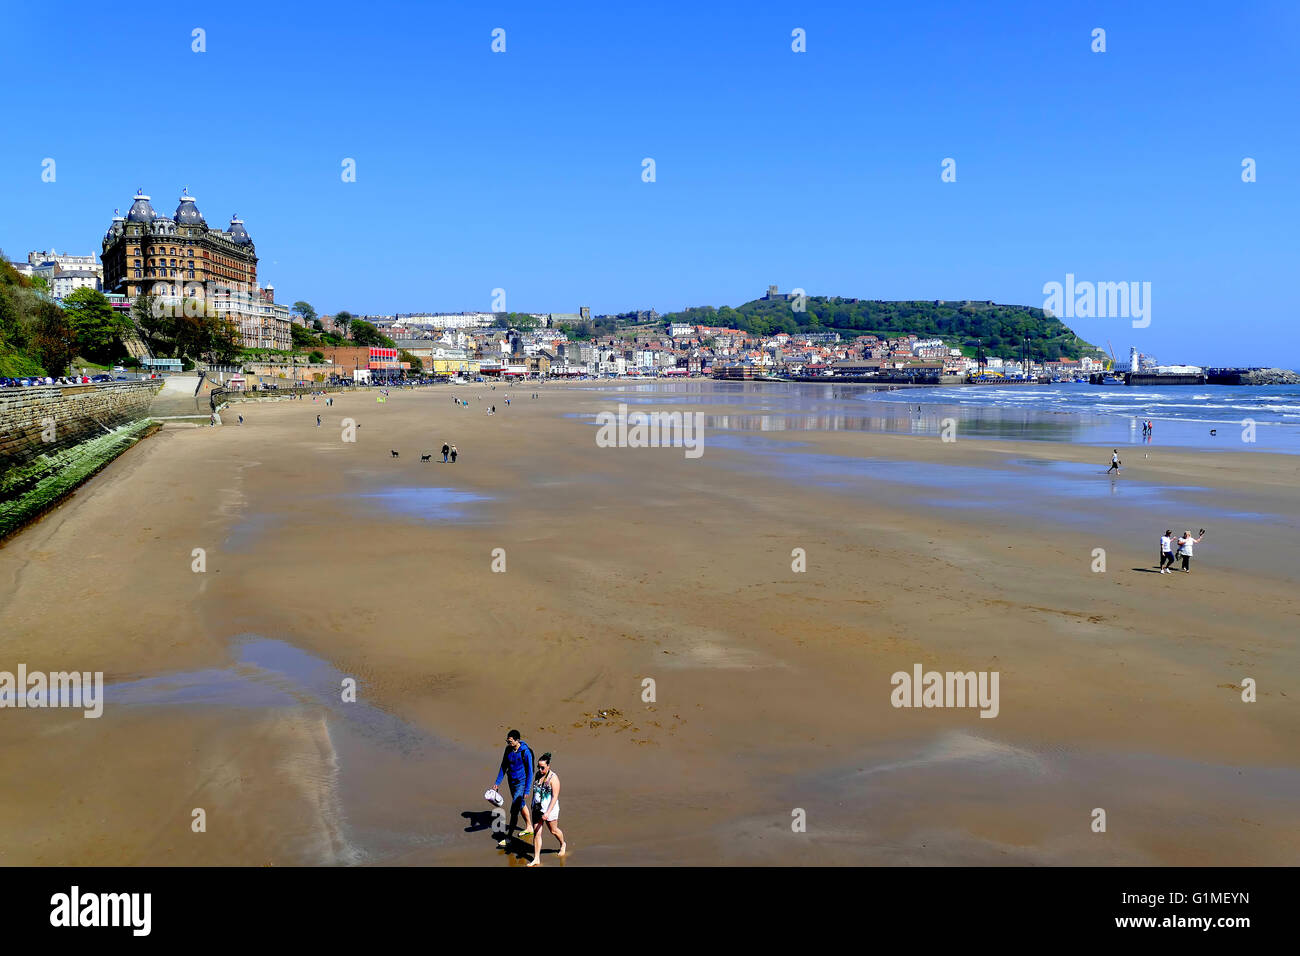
[2,373,126,387]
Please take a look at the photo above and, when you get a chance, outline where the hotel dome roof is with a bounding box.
[126,189,157,222]
[175,188,205,225]
[226,214,252,245]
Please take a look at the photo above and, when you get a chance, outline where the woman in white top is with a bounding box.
[1177,530,1203,572]
[527,753,567,866]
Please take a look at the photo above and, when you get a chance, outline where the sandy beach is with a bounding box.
[1,381,1296,866]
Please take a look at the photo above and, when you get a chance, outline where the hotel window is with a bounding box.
[134,269,142,278]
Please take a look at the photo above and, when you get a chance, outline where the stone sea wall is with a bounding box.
[0,381,162,472]
[1,381,164,541]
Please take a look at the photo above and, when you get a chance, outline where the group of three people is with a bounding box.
[491,730,566,866]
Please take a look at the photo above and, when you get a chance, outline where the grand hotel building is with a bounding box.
[101,189,291,350]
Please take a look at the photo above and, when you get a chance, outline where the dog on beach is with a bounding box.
[391,450,400,458]
[420,453,431,461]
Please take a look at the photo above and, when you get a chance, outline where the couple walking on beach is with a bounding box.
[490,729,566,866]
[441,442,457,463]
[1158,528,1205,573]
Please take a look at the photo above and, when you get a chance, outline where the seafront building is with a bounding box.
[13,249,104,290]
[100,188,293,350]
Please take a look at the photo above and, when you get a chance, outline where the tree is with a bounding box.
[29,298,75,374]
[399,349,423,373]
[349,319,393,348]
[63,287,129,362]
[207,315,242,363]
[333,311,353,338]
[308,350,325,364]
[292,301,317,325]
[134,292,171,356]
[290,323,317,350]
[0,253,57,375]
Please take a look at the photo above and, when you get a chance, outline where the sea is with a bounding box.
[864,382,1300,451]
[590,380,1300,453]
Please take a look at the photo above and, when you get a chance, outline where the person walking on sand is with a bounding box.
[491,730,535,845]
[1106,449,1121,474]
[1177,529,1204,572]
[442,442,450,463]
[1158,529,1176,573]
[316,414,321,427]
[450,444,458,463]
[527,753,566,866]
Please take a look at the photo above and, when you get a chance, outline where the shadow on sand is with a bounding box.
[460,810,566,864]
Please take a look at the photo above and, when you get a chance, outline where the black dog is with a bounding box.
[391,450,400,458]
[420,453,431,461]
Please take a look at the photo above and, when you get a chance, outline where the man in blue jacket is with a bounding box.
[491,729,535,845]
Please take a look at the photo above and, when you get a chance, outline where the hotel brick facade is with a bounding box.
[100,189,290,350]
[102,188,257,299]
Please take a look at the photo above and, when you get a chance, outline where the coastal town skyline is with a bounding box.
[4,2,1297,367]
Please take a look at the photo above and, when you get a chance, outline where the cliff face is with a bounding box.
[1241,368,1300,386]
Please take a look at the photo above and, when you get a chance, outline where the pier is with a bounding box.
[1124,371,1206,386]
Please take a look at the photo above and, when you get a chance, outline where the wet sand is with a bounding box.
[1,381,1296,865]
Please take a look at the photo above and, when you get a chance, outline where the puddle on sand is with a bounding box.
[227,487,492,550]
[108,637,457,862]
[353,485,489,521]
[703,433,1282,524]
[109,637,435,754]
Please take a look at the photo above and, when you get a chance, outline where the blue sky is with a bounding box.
[2,0,1297,366]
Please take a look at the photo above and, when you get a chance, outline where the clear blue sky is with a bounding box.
[3,1,1297,366]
